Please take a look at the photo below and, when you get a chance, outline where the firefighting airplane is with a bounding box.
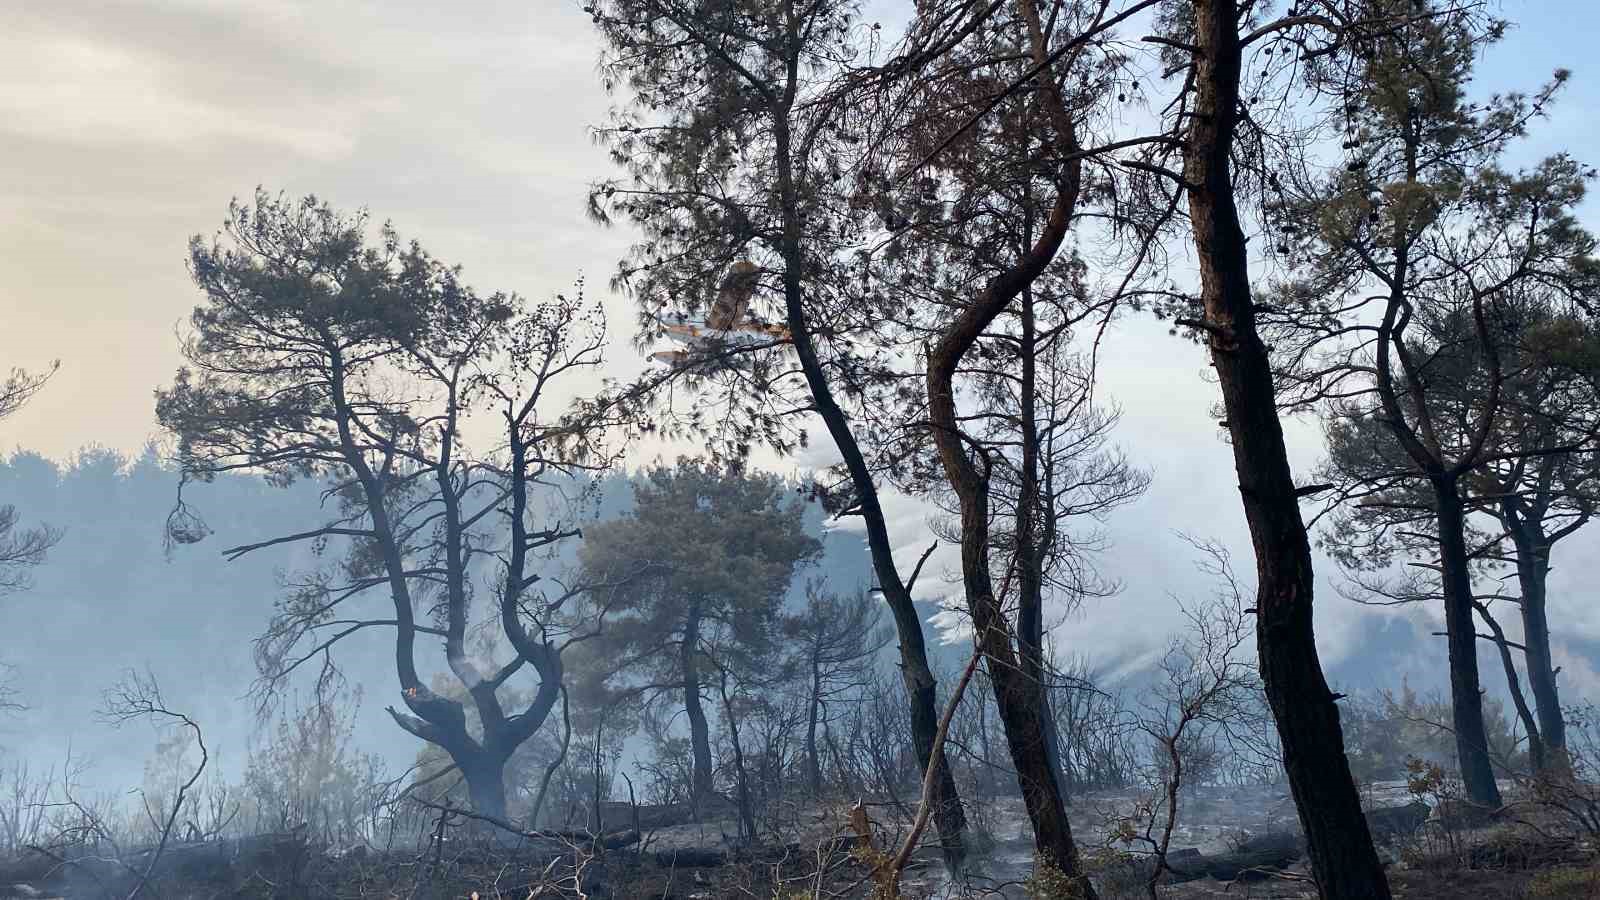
[649,261,791,366]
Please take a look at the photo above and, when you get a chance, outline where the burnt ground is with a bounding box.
[4,838,1596,900]
[3,785,1598,898]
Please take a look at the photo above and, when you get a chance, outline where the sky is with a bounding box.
[3,0,1600,743]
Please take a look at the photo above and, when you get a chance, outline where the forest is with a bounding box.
[2,0,1599,898]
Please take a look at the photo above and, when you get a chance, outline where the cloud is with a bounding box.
[0,34,353,159]
[0,0,637,464]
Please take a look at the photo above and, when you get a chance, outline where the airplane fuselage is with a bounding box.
[650,317,791,365]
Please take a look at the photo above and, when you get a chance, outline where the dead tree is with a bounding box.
[98,668,210,900]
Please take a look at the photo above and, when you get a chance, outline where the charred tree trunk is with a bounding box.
[718,669,759,843]
[899,636,968,868]
[1017,283,1071,803]
[772,111,968,867]
[457,750,512,842]
[1474,599,1546,774]
[1508,517,1566,769]
[683,601,715,813]
[806,653,824,795]
[1435,485,1505,805]
[924,396,1090,890]
[1181,2,1391,896]
[988,636,1089,886]
[923,38,1090,881]
[1039,693,1066,803]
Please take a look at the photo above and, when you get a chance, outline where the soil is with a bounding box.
[4,784,1598,898]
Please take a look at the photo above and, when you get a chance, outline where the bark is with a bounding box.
[458,751,515,845]
[1017,284,1072,803]
[1182,2,1391,896]
[1508,516,1567,767]
[962,524,1091,888]
[462,758,508,822]
[1475,599,1546,773]
[806,655,824,795]
[1434,486,1505,804]
[683,601,715,813]
[900,644,968,868]
[923,50,1090,894]
[773,100,968,869]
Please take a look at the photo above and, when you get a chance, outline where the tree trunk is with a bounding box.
[459,751,511,840]
[772,113,968,870]
[1182,2,1391,896]
[1017,281,1072,805]
[926,224,1092,893]
[1510,522,1566,769]
[683,602,715,813]
[1040,693,1067,804]
[719,671,758,844]
[1434,485,1504,805]
[1474,599,1546,773]
[940,465,1089,890]
[988,637,1089,887]
[905,675,968,866]
[976,679,992,787]
[807,657,824,795]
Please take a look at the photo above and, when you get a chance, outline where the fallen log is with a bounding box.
[0,849,66,887]
[1195,832,1302,881]
[654,847,727,868]
[1364,801,1430,838]
[1111,832,1303,886]
[597,794,740,830]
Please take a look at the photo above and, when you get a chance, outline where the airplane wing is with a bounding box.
[647,262,791,368]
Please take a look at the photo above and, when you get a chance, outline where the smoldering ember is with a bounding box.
[3,2,1600,899]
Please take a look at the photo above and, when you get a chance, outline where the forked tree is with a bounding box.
[157,191,626,827]
[872,0,1162,887]
[1318,295,1600,776]
[1467,310,1600,770]
[853,0,1160,833]
[1262,1,1598,801]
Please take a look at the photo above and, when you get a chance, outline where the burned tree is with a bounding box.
[784,582,892,796]
[1264,1,1598,802]
[1318,296,1600,777]
[880,0,1159,888]
[1145,0,1399,894]
[1117,541,1273,900]
[584,0,976,865]
[1469,310,1600,771]
[156,190,623,826]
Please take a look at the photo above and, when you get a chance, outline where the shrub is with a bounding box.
[1524,866,1600,900]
